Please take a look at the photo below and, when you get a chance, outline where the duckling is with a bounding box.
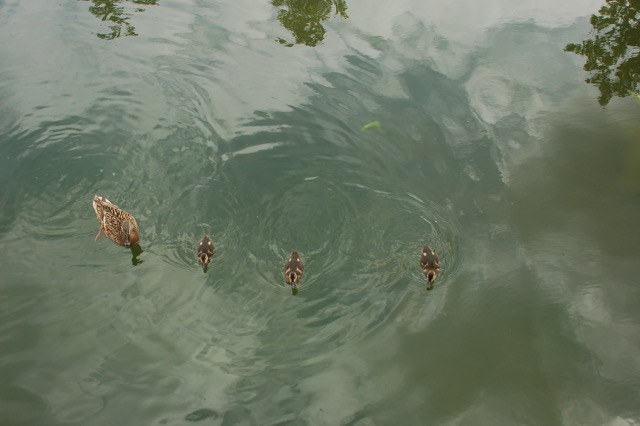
[197,234,215,270]
[420,244,441,290]
[284,251,304,287]
[92,195,140,247]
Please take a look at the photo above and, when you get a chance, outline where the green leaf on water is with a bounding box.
[629,91,640,102]
[360,120,381,132]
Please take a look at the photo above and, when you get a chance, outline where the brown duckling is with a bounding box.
[197,234,215,269]
[92,195,140,247]
[420,244,441,290]
[284,251,304,287]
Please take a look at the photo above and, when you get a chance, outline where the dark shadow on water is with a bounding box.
[80,0,158,40]
[291,285,299,296]
[507,107,640,255]
[565,0,640,106]
[271,0,348,47]
[184,408,219,422]
[130,243,143,265]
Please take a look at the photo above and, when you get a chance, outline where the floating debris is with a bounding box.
[360,120,381,132]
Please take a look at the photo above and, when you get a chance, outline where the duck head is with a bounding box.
[121,220,140,247]
[425,270,437,290]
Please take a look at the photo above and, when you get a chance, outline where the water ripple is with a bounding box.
[248,176,359,293]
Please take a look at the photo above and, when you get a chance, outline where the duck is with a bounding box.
[92,195,140,247]
[284,251,304,287]
[420,244,441,290]
[197,234,215,269]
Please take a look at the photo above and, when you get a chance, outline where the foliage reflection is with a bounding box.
[271,0,348,47]
[82,0,158,40]
[565,0,640,106]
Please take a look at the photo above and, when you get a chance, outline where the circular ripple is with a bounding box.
[226,177,464,368]
[346,183,463,289]
[247,176,358,293]
[138,177,244,273]
[146,221,244,272]
[289,182,465,347]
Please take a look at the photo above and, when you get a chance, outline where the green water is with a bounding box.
[1,0,640,425]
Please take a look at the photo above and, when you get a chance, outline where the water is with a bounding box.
[1,0,639,425]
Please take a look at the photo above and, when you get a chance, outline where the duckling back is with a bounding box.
[420,245,441,289]
[284,251,304,286]
[197,234,215,269]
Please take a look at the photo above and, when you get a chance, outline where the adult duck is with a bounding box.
[92,195,140,247]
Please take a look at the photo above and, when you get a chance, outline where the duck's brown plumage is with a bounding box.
[92,195,140,247]
[197,234,215,269]
[284,251,304,287]
[420,244,441,290]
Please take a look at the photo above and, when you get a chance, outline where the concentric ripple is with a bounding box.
[345,182,462,288]
[246,175,359,293]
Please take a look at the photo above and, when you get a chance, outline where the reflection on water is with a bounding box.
[2,0,640,424]
[184,408,219,422]
[271,0,348,47]
[130,243,143,265]
[82,0,158,40]
[565,0,640,106]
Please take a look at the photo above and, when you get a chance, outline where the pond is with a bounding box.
[1,0,639,424]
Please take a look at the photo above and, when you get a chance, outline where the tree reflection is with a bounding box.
[565,0,640,106]
[271,0,348,47]
[82,0,158,40]
[130,243,144,266]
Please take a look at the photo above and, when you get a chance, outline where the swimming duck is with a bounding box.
[284,251,304,287]
[92,195,140,247]
[197,234,215,269]
[420,244,441,290]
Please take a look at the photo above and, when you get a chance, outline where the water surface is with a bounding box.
[1,0,639,425]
